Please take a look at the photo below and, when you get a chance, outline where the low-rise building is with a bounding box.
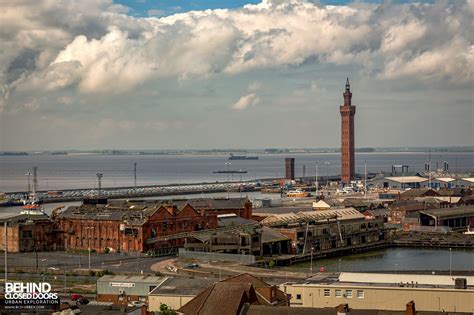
[370,176,428,190]
[96,275,167,307]
[418,205,474,230]
[148,277,216,311]
[279,272,474,312]
[178,273,289,315]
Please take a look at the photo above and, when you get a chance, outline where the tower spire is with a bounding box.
[345,77,350,91]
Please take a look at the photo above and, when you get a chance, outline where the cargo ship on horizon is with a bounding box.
[228,153,258,160]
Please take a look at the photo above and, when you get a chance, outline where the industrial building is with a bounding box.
[418,205,474,230]
[259,208,386,255]
[96,275,166,307]
[148,277,217,311]
[57,198,252,254]
[0,213,56,252]
[279,272,474,312]
[370,176,428,190]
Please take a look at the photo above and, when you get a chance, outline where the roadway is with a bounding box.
[0,251,170,274]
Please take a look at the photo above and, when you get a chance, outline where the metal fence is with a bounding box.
[178,248,255,264]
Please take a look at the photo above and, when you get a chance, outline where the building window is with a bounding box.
[323,289,330,297]
[345,290,353,298]
[21,230,33,239]
[296,294,301,300]
[335,289,342,298]
[357,290,364,298]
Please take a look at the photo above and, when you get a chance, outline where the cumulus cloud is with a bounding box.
[232,93,260,110]
[0,0,472,111]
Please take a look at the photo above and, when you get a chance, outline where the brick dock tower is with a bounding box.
[340,78,356,185]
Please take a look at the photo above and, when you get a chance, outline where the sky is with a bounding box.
[0,0,472,151]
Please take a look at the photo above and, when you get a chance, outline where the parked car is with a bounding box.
[128,301,145,307]
[185,263,200,269]
[70,294,83,301]
[76,298,89,305]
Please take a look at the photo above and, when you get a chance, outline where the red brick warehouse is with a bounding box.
[340,78,356,185]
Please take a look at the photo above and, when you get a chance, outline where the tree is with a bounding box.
[159,303,176,315]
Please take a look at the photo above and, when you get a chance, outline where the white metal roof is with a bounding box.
[384,176,428,183]
[433,177,456,182]
[461,178,474,183]
[312,200,331,209]
[339,272,474,286]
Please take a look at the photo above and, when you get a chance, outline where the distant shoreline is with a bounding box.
[1,147,473,157]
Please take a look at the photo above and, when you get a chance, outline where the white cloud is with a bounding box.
[232,93,260,110]
[0,0,472,110]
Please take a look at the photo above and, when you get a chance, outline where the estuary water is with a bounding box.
[285,248,474,273]
[1,152,473,192]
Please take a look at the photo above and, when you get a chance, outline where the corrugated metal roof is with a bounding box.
[339,272,474,287]
[385,176,428,183]
[260,208,364,226]
[97,275,166,283]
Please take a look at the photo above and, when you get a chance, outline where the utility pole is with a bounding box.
[86,227,94,269]
[133,163,137,187]
[449,248,452,277]
[96,173,103,197]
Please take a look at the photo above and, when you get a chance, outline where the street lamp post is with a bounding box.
[449,248,452,277]
[85,227,94,270]
[315,163,319,199]
[364,161,367,199]
[310,247,314,274]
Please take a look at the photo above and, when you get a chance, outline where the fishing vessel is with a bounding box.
[228,153,258,160]
[286,189,310,198]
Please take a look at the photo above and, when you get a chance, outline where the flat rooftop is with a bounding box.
[283,272,474,290]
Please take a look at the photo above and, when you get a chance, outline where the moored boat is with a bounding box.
[286,189,310,198]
